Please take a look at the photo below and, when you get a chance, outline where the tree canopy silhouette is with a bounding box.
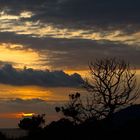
[56,58,139,123]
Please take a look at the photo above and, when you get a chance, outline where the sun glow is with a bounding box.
[21,112,35,117]
[0,112,35,119]
[0,43,40,68]
[15,112,35,118]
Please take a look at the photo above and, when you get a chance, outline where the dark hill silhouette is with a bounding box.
[112,105,140,126]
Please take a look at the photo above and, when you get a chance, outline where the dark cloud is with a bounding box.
[7,98,46,104]
[44,0,140,28]
[0,64,84,87]
[44,43,140,70]
[0,1,140,70]
[0,32,140,70]
[0,33,138,70]
[0,0,140,32]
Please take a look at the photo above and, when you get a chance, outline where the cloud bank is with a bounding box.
[0,64,84,87]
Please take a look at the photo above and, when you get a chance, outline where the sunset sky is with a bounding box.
[0,0,140,128]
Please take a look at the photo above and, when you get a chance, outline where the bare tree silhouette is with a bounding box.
[56,58,139,123]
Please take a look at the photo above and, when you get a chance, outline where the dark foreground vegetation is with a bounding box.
[1,108,140,140]
[0,58,140,140]
[20,109,140,140]
[1,106,140,140]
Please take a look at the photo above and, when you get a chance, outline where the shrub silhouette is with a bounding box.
[18,114,45,130]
